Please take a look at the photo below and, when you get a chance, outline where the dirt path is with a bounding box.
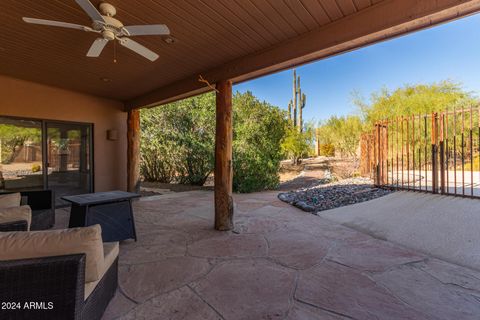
[277,160,327,191]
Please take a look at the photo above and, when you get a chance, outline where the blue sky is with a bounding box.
[234,13,480,124]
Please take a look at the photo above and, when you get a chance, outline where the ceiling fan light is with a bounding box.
[102,30,115,41]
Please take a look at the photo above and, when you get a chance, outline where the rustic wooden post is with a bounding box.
[127,109,141,193]
[215,80,234,231]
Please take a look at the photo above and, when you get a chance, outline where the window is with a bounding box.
[0,117,43,191]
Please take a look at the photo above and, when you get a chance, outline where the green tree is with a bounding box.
[353,81,476,127]
[233,91,288,192]
[316,81,477,161]
[140,93,215,185]
[0,125,41,164]
[140,91,288,192]
[281,124,314,164]
[317,115,362,159]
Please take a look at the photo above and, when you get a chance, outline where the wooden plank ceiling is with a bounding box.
[0,0,383,102]
[0,0,478,108]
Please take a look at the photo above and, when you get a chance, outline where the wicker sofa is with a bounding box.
[0,190,55,230]
[0,220,118,320]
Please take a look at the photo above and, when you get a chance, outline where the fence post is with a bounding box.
[375,124,380,186]
[439,113,445,194]
[431,113,439,193]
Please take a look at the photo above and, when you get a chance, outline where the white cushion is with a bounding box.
[0,193,21,208]
[0,224,104,282]
[0,206,32,230]
[84,242,119,300]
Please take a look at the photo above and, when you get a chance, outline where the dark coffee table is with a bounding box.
[62,191,140,242]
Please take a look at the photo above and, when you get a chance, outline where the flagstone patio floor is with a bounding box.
[54,190,480,320]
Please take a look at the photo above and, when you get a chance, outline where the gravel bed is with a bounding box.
[278,177,394,213]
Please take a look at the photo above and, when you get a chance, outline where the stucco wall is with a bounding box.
[0,75,127,192]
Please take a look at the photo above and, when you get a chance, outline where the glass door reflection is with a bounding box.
[0,117,43,192]
[46,122,92,205]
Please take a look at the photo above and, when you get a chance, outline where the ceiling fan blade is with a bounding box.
[123,24,170,36]
[22,17,94,32]
[87,38,109,57]
[75,0,105,22]
[118,38,159,61]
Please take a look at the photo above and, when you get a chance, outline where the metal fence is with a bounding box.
[372,107,480,198]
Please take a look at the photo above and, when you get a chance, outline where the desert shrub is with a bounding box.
[316,81,477,161]
[317,115,362,159]
[140,141,177,183]
[141,91,288,192]
[319,143,335,157]
[281,125,314,164]
[233,92,288,192]
[140,93,215,185]
[463,155,480,171]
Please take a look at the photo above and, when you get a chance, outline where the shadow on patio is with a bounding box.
[54,191,480,320]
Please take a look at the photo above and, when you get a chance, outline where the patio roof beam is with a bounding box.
[214,80,234,231]
[125,0,480,110]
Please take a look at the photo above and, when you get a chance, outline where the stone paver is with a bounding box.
[296,261,425,320]
[191,259,296,320]
[51,190,480,320]
[266,230,331,269]
[326,238,425,272]
[102,291,137,320]
[119,256,211,303]
[188,233,268,259]
[372,262,480,320]
[119,230,187,265]
[285,303,348,320]
[118,287,221,320]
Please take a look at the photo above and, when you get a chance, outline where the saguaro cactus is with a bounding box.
[288,101,292,123]
[288,69,307,131]
[299,92,306,130]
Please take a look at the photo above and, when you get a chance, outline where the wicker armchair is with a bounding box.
[1,190,55,230]
[0,254,118,320]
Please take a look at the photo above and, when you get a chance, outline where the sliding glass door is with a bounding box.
[0,116,93,206]
[46,122,92,205]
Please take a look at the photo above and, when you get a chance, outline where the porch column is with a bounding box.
[214,80,234,231]
[127,109,141,193]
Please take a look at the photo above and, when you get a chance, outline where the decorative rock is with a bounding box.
[278,177,393,213]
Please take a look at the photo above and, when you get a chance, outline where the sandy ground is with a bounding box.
[278,157,358,191]
[319,191,480,271]
[140,157,358,195]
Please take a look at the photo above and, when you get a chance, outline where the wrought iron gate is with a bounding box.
[373,107,480,198]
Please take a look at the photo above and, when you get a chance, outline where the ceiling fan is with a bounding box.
[22,0,170,62]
